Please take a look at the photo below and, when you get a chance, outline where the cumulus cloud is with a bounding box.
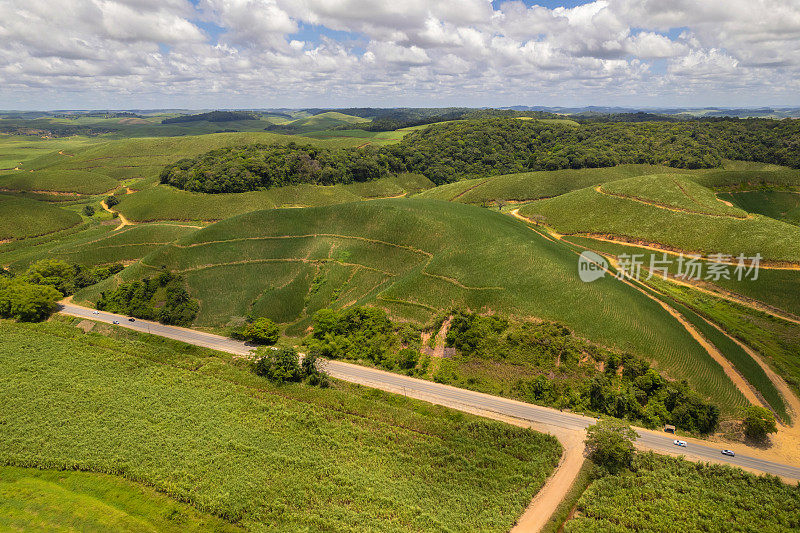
[0,0,798,108]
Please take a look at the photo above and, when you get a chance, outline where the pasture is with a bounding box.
[81,198,749,411]
[0,318,561,532]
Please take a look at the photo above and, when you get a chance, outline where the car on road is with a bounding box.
[128,318,135,322]
[92,310,99,315]
[722,449,735,457]
[112,320,120,324]
[673,440,687,447]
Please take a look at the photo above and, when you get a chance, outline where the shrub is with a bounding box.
[82,205,95,217]
[105,195,120,208]
[232,317,279,345]
[742,405,778,441]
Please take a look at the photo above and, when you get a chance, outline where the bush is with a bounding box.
[0,279,62,322]
[232,317,279,345]
[585,419,638,474]
[742,405,778,441]
[252,347,328,386]
[105,195,120,208]
[82,205,95,217]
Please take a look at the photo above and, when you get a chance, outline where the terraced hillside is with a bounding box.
[78,199,748,411]
[518,177,800,262]
[414,165,687,204]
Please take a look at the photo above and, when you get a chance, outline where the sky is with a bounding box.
[1,0,800,110]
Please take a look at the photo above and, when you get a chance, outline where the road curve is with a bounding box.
[58,303,800,481]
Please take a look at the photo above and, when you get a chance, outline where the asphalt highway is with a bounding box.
[59,302,800,480]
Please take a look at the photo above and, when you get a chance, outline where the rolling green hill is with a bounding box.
[414,165,688,204]
[518,182,800,262]
[22,132,370,183]
[78,198,747,411]
[0,318,561,532]
[601,174,748,217]
[720,190,800,225]
[0,169,117,195]
[267,111,369,134]
[115,174,433,222]
[0,195,82,240]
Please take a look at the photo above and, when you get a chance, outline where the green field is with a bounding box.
[413,165,686,204]
[0,169,118,195]
[116,174,434,222]
[21,132,370,182]
[721,190,800,225]
[563,235,800,318]
[601,174,748,217]
[564,454,800,532]
[0,135,94,171]
[0,466,240,532]
[270,111,368,133]
[0,195,82,240]
[78,198,748,411]
[0,318,561,532]
[518,184,800,262]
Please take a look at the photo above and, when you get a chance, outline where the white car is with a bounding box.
[722,449,735,457]
[673,440,687,447]
[92,310,100,315]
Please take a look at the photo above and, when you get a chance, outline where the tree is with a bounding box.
[585,419,638,474]
[247,317,280,344]
[253,347,302,384]
[232,317,280,344]
[21,259,76,295]
[742,405,777,441]
[0,279,62,322]
[83,204,95,217]
[105,195,120,208]
[397,348,420,370]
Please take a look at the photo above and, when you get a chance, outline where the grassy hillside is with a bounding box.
[564,454,800,532]
[0,195,82,240]
[272,111,368,133]
[116,174,434,222]
[414,165,686,204]
[22,132,369,182]
[80,199,748,411]
[0,169,117,195]
[721,190,800,225]
[518,185,800,262]
[0,466,240,533]
[0,135,93,171]
[0,318,561,532]
[601,174,748,217]
[563,235,800,318]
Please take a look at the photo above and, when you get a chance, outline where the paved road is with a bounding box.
[59,303,800,480]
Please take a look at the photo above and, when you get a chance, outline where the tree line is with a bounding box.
[0,260,123,322]
[96,271,198,326]
[160,117,800,193]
